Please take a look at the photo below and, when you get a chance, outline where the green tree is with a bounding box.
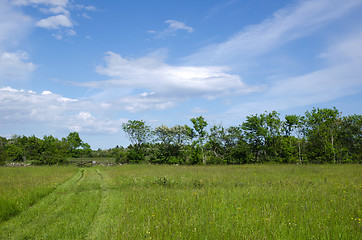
[0,136,7,165]
[305,108,341,163]
[152,125,192,164]
[242,114,268,162]
[6,135,25,162]
[264,111,282,161]
[206,125,250,164]
[39,135,68,165]
[153,125,176,163]
[190,116,208,164]
[172,125,193,145]
[207,124,228,160]
[66,132,83,157]
[122,120,151,163]
[284,115,306,163]
[338,114,362,162]
[25,135,43,160]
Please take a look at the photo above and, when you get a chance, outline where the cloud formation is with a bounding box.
[185,0,362,66]
[76,51,261,112]
[0,87,125,134]
[93,51,258,97]
[0,1,33,49]
[165,20,194,33]
[223,31,362,119]
[0,51,37,81]
[149,20,194,38]
[35,14,72,29]
[11,0,95,39]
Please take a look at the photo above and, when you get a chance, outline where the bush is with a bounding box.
[205,155,224,165]
[0,149,6,165]
[115,151,128,164]
[126,148,144,164]
[39,151,67,165]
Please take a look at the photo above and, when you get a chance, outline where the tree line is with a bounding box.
[119,107,361,164]
[0,107,361,165]
[0,132,92,165]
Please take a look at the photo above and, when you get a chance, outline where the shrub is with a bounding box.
[115,151,128,164]
[0,149,6,165]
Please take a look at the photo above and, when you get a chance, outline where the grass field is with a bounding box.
[0,164,361,239]
[0,166,78,222]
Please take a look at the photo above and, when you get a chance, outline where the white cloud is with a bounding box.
[0,87,76,124]
[185,0,362,66]
[192,107,208,114]
[0,1,33,49]
[73,50,263,113]
[0,51,37,81]
[112,93,178,113]
[12,0,68,7]
[84,5,95,11]
[11,0,94,39]
[67,29,76,35]
[165,20,194,33]
[223,32,362,119]
[36,14,72,29]
[45,5,69,15]
[41,90,52,95]
[66,112,124,134]
[90,51,259,99]
[0,87,124,134]
[149,20,194,38]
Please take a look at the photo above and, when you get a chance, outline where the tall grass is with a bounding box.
[0,166,77,222]
[99,164,361,239]
[0,164,360,239]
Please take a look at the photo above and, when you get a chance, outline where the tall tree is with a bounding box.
[338,114,362,162]
[66,132,83,152]
[122,120,151,162]
[190,116,208,164]
[264,111,282,161]
[0,136,7,165]
[122,120,152,147]
[283,115,305,163]
[190,116,208,145]
[242,113,268,162]
[305,108,341,163]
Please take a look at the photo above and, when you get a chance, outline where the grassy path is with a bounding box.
[0,168,104,240]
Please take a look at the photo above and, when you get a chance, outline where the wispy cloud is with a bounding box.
[185,0,362,66]
[0,1,33,49]
[222,31,362,120]
[12,0,69,7]
[0,51,37,81]
[148,20,194,38]
[165,20,194,33]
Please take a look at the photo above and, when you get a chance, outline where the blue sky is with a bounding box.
[1,0,362,149]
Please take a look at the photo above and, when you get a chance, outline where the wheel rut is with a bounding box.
[0,168,105,240]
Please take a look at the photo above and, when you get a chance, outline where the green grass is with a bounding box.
[0,166,78,222]
[0,164,361,239]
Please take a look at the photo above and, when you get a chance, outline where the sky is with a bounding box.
[0,0,362,149]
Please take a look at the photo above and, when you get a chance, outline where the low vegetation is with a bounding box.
[0,164,360,239]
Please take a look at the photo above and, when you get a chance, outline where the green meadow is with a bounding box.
[0,164,361,239]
